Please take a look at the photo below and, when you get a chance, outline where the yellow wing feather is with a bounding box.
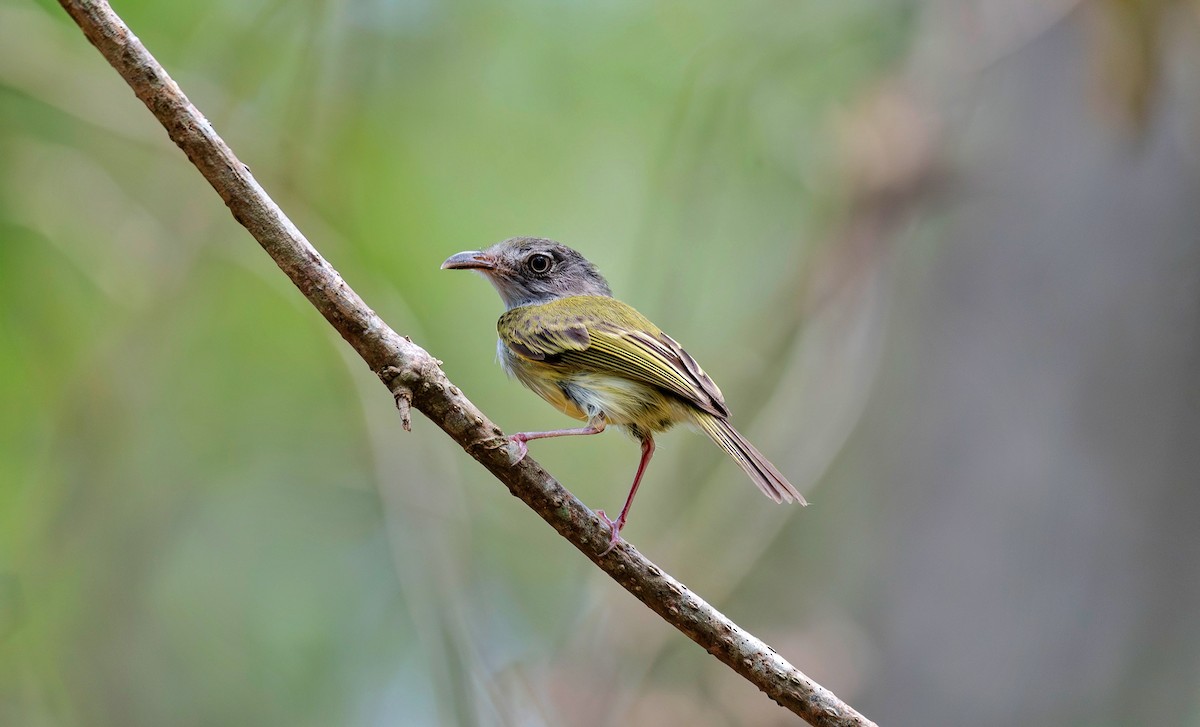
[498,296,728,418]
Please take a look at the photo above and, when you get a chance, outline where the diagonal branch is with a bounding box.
[56,2,877,724]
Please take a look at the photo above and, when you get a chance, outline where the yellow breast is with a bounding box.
[500,340,683,432]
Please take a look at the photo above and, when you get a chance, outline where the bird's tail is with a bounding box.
[695,414,806,505]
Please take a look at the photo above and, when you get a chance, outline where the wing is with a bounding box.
[497,306,592,361]
[498,297,729,418]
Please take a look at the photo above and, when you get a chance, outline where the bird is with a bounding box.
[442,237,804,553]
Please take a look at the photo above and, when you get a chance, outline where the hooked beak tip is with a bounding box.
[441,251,496,271]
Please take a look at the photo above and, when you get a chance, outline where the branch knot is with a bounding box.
[379,364,418,431]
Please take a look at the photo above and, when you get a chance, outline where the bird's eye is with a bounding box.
[527,253,553,274]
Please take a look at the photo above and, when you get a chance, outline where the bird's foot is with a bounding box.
[596,509,624,555]
[507,434,529,463]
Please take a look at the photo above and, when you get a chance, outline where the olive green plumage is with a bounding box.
[442,237,803,550]
[498,295,723,424]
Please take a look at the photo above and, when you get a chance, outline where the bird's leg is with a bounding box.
[597,435,655,555]
[508,415,606,463]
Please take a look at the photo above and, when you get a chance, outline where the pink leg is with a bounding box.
[597,436,655,555]
[509,417,605,463]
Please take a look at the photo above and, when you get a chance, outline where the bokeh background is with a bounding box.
[3,0,1200,725]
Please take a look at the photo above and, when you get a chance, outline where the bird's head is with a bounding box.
[441,237,612,309]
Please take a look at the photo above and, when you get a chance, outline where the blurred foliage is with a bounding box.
[3,0,1199,726]
[0,1,913,724]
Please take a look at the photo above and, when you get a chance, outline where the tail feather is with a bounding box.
[696,415,806,505]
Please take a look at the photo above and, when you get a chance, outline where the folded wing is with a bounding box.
[499,296,729,419]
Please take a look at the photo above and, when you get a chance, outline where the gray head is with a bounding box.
[441,237,613,309]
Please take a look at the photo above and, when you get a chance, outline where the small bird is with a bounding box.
[442,237,804,553]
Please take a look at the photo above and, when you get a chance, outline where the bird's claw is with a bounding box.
[507,434,528,463]
[596,509,623,555]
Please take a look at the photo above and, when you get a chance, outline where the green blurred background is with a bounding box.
[3,0,1200,725]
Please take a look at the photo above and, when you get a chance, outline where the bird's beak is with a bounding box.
[441,251,497,271]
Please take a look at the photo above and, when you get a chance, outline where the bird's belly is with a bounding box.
[499,343,588,421]
[499,342,679,430]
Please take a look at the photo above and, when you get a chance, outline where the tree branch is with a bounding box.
[56,2,877,724]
